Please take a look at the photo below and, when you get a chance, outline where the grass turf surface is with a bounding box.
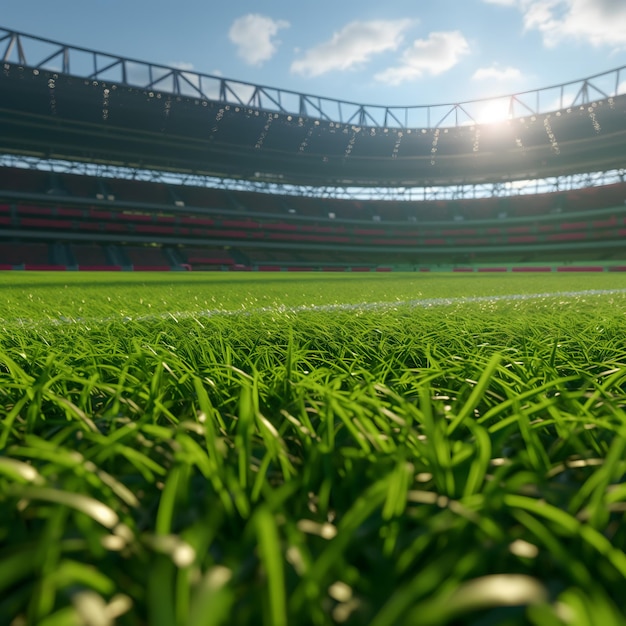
[1,272,626,625]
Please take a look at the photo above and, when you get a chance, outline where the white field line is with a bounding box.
[4,288,626,328]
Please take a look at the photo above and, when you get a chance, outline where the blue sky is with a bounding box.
[3,0,626,113]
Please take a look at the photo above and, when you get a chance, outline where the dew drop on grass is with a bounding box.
[83,500,120,529]
[328,581,353,603]
[172,542,196,568]
[105,595,133,620]
[113,524,134,544]
[286,546,305,575]
[448,574,547,611]
[73,591,109,626]
[101,534,127,551]
[203,565,232,590]
[509,539,539,559]
[296,519,337,539]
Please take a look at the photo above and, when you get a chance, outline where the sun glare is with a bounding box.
[474,98,511,125]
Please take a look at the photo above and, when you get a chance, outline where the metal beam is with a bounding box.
[2,25,626,130]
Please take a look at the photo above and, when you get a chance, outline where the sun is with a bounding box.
[473,98,511,125]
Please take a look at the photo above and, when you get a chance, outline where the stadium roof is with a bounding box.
[1,26,625,188]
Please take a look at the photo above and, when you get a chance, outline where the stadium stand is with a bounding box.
[0,26,625,272]
[1,165,626,271]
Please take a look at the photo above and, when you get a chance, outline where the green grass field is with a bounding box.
[2,271,626,625]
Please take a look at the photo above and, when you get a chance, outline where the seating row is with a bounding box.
[1,167,625,224]
[5,205,626,250]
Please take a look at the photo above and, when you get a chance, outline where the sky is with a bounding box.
[3,0,626,117]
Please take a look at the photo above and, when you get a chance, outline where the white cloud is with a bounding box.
[290,19,412,77]
[229,14,290,66]
[484,0,626,49]
[375,31,470,86]
[536,0,626,48]
[472,65,522,80]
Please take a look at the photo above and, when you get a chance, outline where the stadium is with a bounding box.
[1,26,626,272]
[2,24,626,626]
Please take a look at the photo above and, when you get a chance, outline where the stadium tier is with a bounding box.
[1,167,626,271]
[0,26,625,271]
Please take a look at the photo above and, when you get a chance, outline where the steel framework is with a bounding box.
[2,26,625,129]
[1,26,625,188]
[2,153,624,203]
